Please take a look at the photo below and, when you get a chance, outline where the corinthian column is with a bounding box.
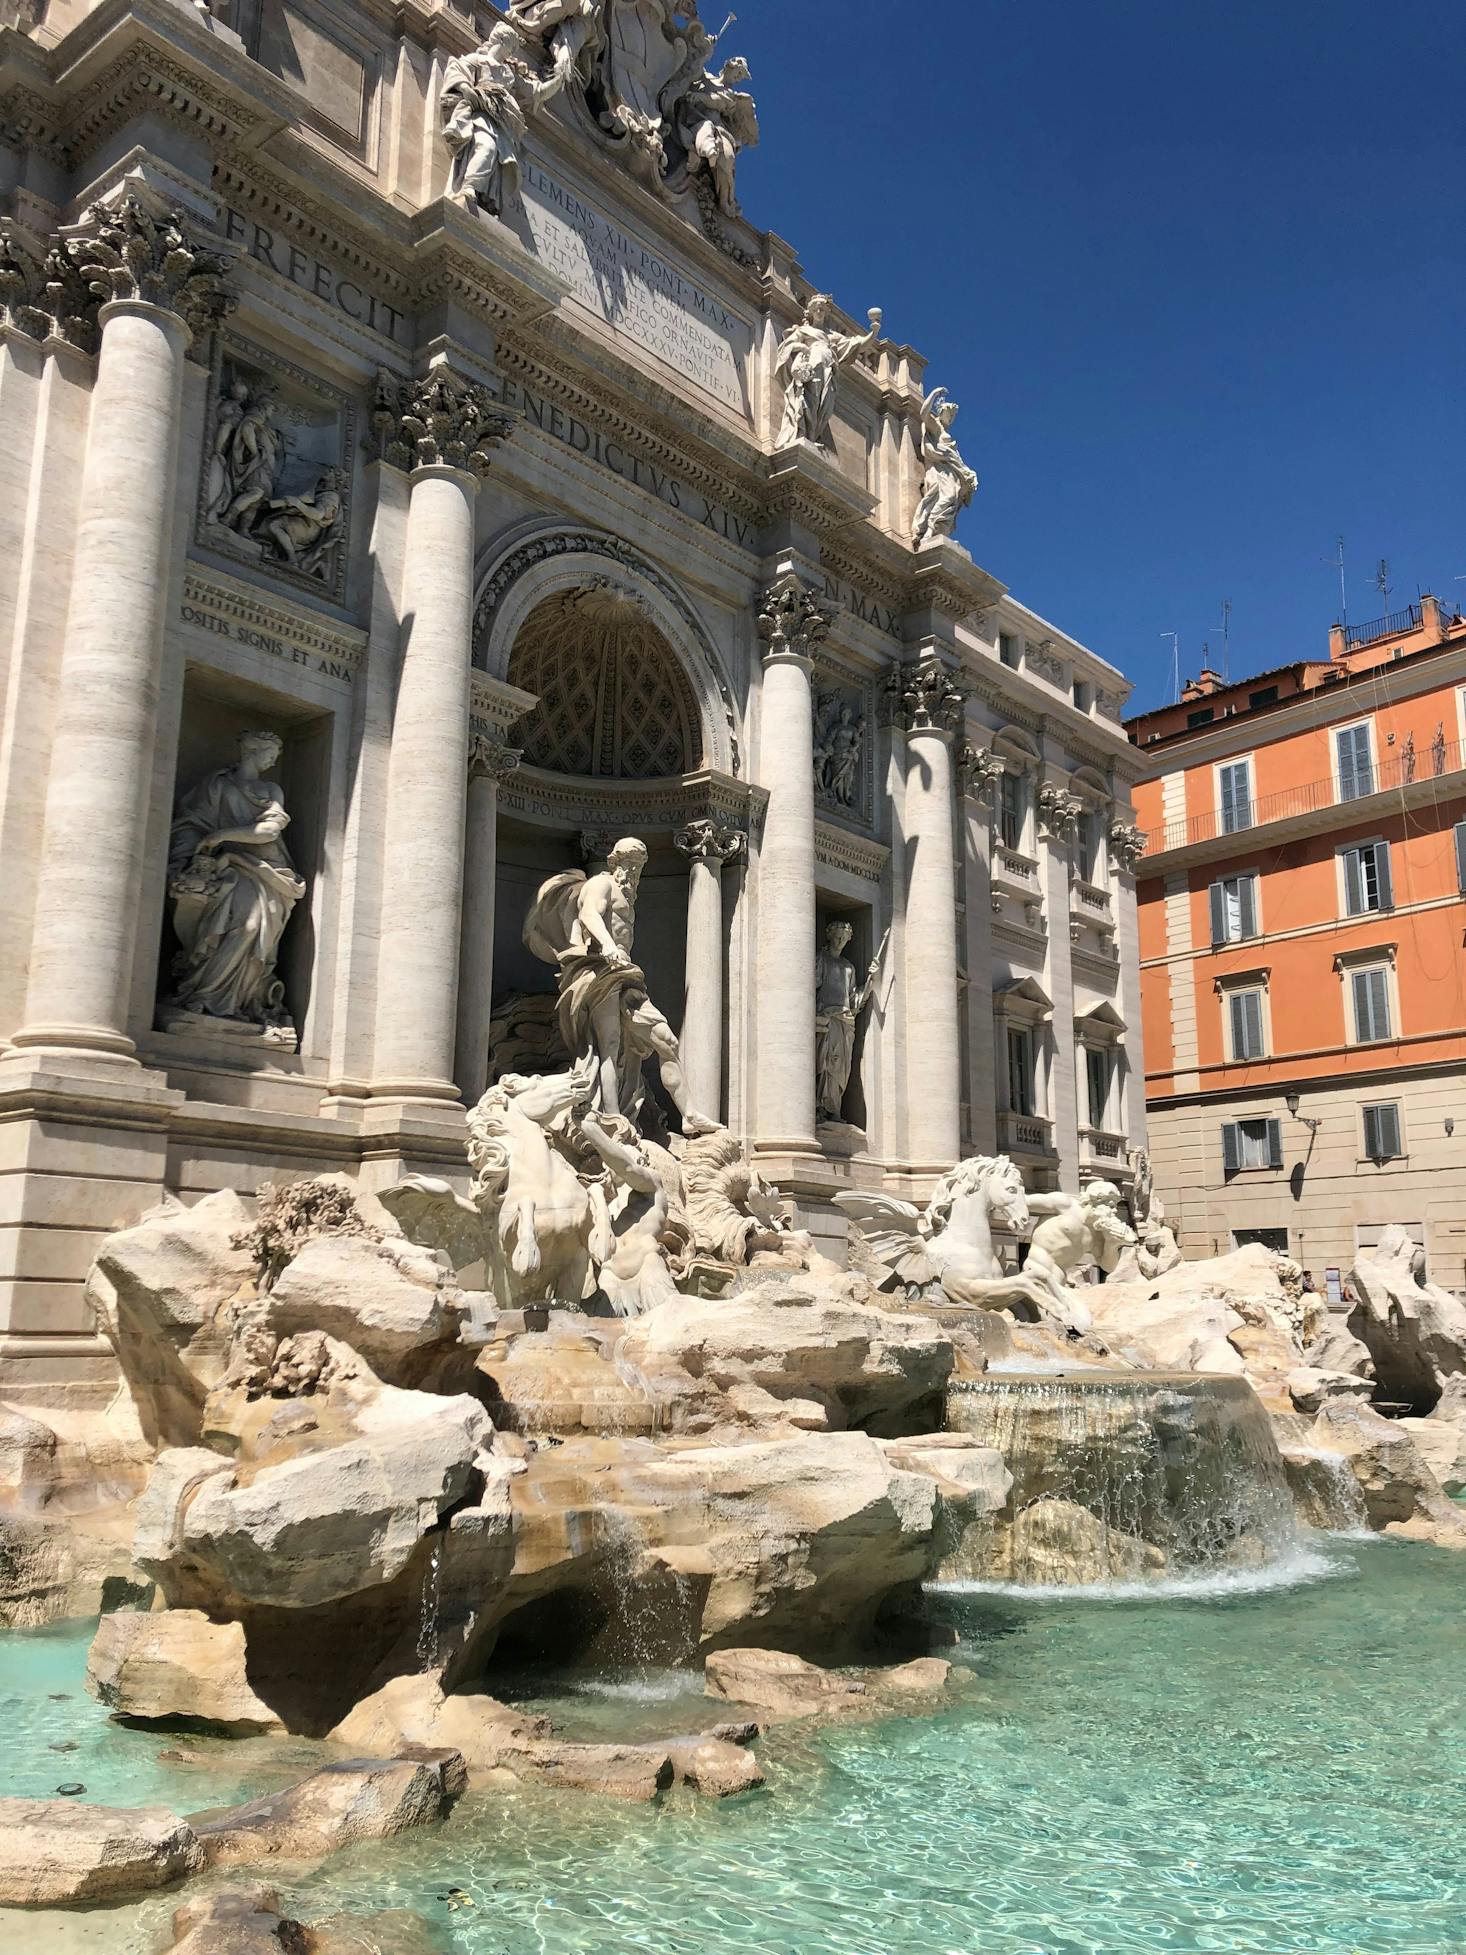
[370,365,514,1104]
[454,733,520,1106]
[753,569,830,1151]
[674,816,744,1123]
[889,655,967,1171]
[11,196,228,1061]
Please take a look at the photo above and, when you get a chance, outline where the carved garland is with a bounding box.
[473,531,742,778]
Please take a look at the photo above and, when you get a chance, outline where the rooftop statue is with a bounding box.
[667,49,758,216]
[776,294,883,449]
[911,387,978,548]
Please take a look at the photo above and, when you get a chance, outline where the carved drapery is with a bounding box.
[372,365,513,477]
[1037,783,1083,838]
[958,741,1004,803]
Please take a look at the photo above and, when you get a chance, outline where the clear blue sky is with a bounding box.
[728,0,1465,711]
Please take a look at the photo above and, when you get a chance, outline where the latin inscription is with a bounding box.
[179,598,358,684]
[223,208,409,345]
[823,574,900,639]
[519,164,750,412]
[499,377,756,551]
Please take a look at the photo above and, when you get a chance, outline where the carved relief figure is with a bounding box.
[209,382,284,537]
[815,920,885,1122]
[813,692,863,809]
[523,835,715,1133]
[775,294,883,449]
[260,467,347,576]
[164,731,306,1045]
[670,52,758,215]
[511,0,604,104]
[911,387,978,548]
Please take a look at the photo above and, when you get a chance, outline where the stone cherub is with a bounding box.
[814,920,885,1123]
[912,386,978,548]
[775,293,883,448]
[164,730,306,1046]
[523,835,716,1135]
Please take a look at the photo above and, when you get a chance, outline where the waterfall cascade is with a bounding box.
[943,1371,1302,1586]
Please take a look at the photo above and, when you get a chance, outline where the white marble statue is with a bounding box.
[580,1108,683,1315]
[911,387,978,548]
[523,836,715,1134]
[669,52,758,215]
[813,693,862,808]
[837,1156,1051,1315]
[814,920,884,1123]
[1113,1147,1183,1281]
[163,731,306,1045]
[680,1125,811,1269]
[775,294,883,449]
[440,22,546,216]
[259,467,346,578]
[1021,1181,1137,1327]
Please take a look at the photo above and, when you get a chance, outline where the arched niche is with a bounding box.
[472,526,741,779]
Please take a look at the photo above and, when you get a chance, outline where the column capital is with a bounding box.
[1037,782,1083,837]
[373,362,514,480]
[0,219,100,351]
[467,733,521,784]
[62,193,232,341]
[674,816,745,866]
[958,741,1004,803]
[757,569,832,666]
[1108,818,1146,872]
[883,654,967,736]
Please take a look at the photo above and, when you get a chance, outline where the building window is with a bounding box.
[1341,841,1392,916]
[999,633,1021,670]
[1072,680,1092,712]
[998,771,1025,851]
[1217,758,1252,833]
[1335,722,1374,801]
[1362,1102,1403,1162]
[1075,809,1102,883]
[1187,707,1215,729]
[1248,686,1279,709]
[1455,820,1466,894]
[1350,964,1393,1043]
[1226,987,1267,1062]
[1085,1045,1112,1129]
[1222,1117,1283,1173]
[1208,872,1258,944]
[1007,1026,1036,1116]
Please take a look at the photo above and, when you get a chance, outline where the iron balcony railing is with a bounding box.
[1342,602,1423,650]
[1144,732,1466,855]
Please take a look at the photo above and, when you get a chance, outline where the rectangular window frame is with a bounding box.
[998,770,1026,852]
[1361,1101,1404,1163]
[1338,838,1393,918]
[1226,985,1268,1062]
[1333,719,1376,803]
[1208,870,1260,945]
[1215,755,1254,835]
[1221,1116,1283,1175]
[1084,1044,1112,1130]
[1007,1024,1036,1117]
[1348,963,1394,1045]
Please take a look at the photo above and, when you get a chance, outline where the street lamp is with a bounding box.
[1284,1090,1321,1133]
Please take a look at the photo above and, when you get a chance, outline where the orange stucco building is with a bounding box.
[1129,594,1466,1290]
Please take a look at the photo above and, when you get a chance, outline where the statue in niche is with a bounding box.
[440,17,549,216]
[815,920,886,1123]
[163,730,306,1047]
[668,50,758,216]
[523,835,717,1135]
[813,692,863,809]
[259,467,347,577]
[911,387,978,548]
[775,294,883,449]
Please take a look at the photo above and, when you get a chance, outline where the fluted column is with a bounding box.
[11,197,228,1061]
[889,656,967,1170]
[753,571,830,1150]
[674,816,744,1122]
[454,734,520,1106]
[370,365,513,1103]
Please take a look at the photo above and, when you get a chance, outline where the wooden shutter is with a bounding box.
[1343,847,1363,915]
[1337,724,1373,800]
[1239,874,1258,937]
[1374,843,1393,910]
[1222,1122,1240,1174]
[1209,881,1226,945]
[1365,1104,1401,1159]
[1230,989,1263,1060]
[1266,1118,1283,1168]
[1352,967,1390,1042]
[1455,821,1466,894]
[1219,762,1250,832]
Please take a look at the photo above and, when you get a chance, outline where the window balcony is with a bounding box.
[996,1110,1056,1158]
[993,845,1040,894]
[1071,879,1112,917]
[1080,1126,1128,1173]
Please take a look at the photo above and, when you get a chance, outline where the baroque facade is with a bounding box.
[0,0,1143,1397]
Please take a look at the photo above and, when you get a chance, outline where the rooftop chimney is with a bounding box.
[1180,665,1224,702]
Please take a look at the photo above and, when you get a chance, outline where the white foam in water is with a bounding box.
[927,1536,1349,1605]
[564,1671,696,1701]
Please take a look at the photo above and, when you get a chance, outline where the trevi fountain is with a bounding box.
[1,2,1464,1952]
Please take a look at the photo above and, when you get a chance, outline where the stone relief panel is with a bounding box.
[198,341,355,606]
[811,666,874,828]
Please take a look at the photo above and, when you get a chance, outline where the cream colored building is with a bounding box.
[0,0,1144,1400]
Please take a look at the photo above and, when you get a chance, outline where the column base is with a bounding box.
[7,1024,139,1062]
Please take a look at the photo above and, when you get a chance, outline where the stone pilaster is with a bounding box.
[958,741,1002,1155]
[11,195,228,1063]
[455,734,520,1107]
[753,569,830,1152]
[1038,779,1082,1188]
[887,655,966,1172]
[370,363,514,1105]
[674,816,744,1124]
[1109,818,1148,1156]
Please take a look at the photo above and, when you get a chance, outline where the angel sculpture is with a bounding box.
[669,52,758,215]
[911,387,978,548]
[837,1156,1101,1329]
[775,294,883,449]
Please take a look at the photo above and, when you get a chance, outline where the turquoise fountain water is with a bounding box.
[3,1536,1465,1954]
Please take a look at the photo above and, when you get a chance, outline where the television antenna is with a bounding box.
[1373,558,1392,611]
[1216,597,1232,681]
[1322,536,1346,623]
[1160,631,1179,704]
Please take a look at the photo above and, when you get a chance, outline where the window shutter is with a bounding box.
[1266,1119,1283,1168]
[1455,821,1466,895]
[1343,848,1363,915]
[1238,875,1257,938]
[1209,881,1226,946]
[1243,990,1264,1058]
[1228,992,1244,1058]
[1353,968,1390,1042]
[1222,1122,1240,1174]
[1338,724,1374,800]
[1380,1103,1402,1157]
[1363,1105,1380,1157]
[1351,970,1371,1040]
[1374,843,1393,910]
